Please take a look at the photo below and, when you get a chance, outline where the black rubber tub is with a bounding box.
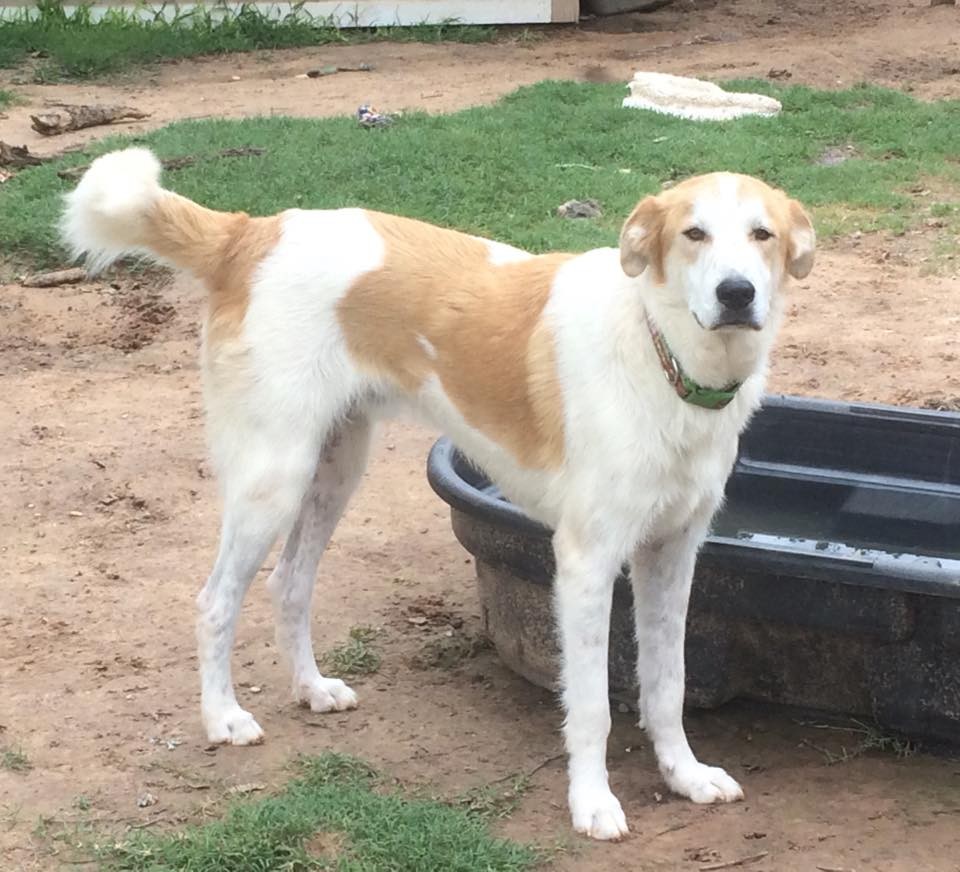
[427,395,960,742]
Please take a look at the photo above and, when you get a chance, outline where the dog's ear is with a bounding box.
[786,199,815,279]
[619,196,665,279]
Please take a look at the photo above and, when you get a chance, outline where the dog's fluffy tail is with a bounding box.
[62,147,239,276]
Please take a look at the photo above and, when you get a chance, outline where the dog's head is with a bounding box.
[619,173,814,332]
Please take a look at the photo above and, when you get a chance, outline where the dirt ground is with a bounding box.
[3,1,960,870]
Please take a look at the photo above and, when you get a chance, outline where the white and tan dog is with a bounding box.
[62,149,814,840]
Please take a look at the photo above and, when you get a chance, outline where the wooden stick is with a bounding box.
[305,63,374,77]
[699,852,769,872]
[31,104,151,136]
[488,752,565,785]
[0,141,49,168]
[21,267,87,288]
[652,821,691,838]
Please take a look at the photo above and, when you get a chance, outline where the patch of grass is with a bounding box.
[72,794,92,812]
[97,752,536,871]
[32,813,53,840]
[1,745,32,773]
[321,626,382,676]
[0,88,17,109]
[2,81,959,270]
[0,0,496,81]
[799,717,919,765]
[930,201,959,219]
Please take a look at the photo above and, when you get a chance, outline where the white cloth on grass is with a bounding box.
[622,71,781,121]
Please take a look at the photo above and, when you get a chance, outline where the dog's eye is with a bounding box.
[752,227,774,241]
[683,227,707,242]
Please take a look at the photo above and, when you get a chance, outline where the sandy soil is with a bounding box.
[2,2,960,870]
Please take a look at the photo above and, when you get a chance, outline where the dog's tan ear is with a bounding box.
[786,199,816,279]
[619,196,664,279]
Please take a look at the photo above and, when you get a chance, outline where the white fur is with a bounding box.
[63,151,803,841]
[681,174,781,330]
[482,237,534,265]
[61,148,164,273]
[416,334,438,360]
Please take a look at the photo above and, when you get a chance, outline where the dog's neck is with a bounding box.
[640,295,780,393]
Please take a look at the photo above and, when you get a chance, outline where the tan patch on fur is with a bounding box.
[337,212,569,469]
[145,192,282,341]
[735,175,816,278]
[619,176,717,282]
[207,215,283,341]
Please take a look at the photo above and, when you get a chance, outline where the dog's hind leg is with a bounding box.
[197,424,320,746]
[266,415,372,714]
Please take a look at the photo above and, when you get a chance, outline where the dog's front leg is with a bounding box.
[630,514,744,805]
[553,525,629,841]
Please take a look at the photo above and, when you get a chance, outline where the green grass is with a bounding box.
[0,0,495,81]
[321,626,382,676]
[98,753,537,871]
[1,745,32,773]
[2,80,959,271]
[799,717,920,765]
[0,88,16,109]
[73,794,92,811]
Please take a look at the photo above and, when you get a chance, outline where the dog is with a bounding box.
[62,149,814,840]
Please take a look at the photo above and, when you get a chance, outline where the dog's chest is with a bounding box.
[653,428,737,534]
[596,405,744,543]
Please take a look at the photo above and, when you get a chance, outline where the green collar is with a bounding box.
[645,313,742,410]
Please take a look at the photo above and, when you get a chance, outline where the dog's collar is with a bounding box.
[645,313,741,410]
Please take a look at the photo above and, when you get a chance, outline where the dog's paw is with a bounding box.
[204,706,265,746]
[569,784,629,841]
[297,677,358,713]
[665,761,743,804]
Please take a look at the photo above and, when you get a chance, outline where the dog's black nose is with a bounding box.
[716,278,755,310]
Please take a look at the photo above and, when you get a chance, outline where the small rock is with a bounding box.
[137,792,157,808]
[557,198,603,219]
[816,145,857,167]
